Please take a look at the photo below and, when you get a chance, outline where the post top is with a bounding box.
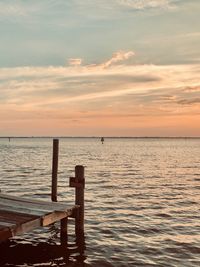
[75,165,84,169]
[75,165,85,180]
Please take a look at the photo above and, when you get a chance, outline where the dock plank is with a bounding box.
[0,193,71,211]
[0,209,41,241]
[0,204,50,217]
[0,197,54,212]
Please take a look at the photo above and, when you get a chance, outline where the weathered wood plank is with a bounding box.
[0,209,41,242]
[42,208,77,226]
[10,217,41,237]
[0,221,16,228]
[0,204,49,217]
[0,210,39,224]
[0,197,77,220]
[0,197,55,214]
[0,193,71,211]
[0,219,41,242]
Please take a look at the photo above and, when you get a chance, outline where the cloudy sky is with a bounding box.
[0,0,200,136]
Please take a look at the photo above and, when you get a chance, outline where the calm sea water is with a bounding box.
[0,137,200,267]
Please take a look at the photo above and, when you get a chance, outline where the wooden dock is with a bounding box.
[0,139,85,254]
[0,193,78,243]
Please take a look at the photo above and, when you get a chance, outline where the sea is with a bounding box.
[0,137,200,267]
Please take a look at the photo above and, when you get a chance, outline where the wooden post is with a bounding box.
[60,217,68,246]
[75,165,85,236]
[51,139,59,202]
[69,165,85,243]
[69,165,85,236]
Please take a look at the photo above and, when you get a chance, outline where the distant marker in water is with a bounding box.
[101,137,104,144]
[9,137,10,142]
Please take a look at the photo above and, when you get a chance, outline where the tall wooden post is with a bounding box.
[75,165,85,236]
[51,139,59,202]
[69,165,85,239]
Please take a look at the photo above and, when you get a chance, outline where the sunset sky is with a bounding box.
[0,0,200,137]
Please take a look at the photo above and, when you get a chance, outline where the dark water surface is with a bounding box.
[0,137,200,266]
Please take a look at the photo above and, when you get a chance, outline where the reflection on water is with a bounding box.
[0,137,200,266]
[0,225,86,266]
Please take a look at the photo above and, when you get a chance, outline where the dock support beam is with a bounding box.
[51,139,59,202]
[60,217,68,246]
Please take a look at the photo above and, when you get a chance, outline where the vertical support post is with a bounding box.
[60,217,68,246]
[75,165,85,237]
[51,139,59,202]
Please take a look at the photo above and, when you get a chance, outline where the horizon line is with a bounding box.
[0,136,200,139]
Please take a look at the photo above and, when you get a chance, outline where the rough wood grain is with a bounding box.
[0,193,71,211]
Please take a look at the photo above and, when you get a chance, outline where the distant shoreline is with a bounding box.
[0,136,200,139]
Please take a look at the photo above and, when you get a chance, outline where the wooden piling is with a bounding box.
[60,217,68,246]
[69,165,85,237]
[75,165,85,236]
[51,139,59,202]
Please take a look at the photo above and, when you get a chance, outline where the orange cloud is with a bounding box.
[1,51,200,136]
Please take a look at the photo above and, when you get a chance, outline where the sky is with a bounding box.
[0,0,200,137]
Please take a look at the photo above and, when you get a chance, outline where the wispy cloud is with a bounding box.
[183,85,200,93]
[0,0,179,21]
[177,98,200,105]
[0,50,199,136]
[0,2,28,17]
[72,0,179,11]
[101,51,135,68]
[116,0,178,10]
[68,58,82,66]
[0,1,47,20]
[79,50,135,69]
[1,51,200,113]
[0,1,64,24]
